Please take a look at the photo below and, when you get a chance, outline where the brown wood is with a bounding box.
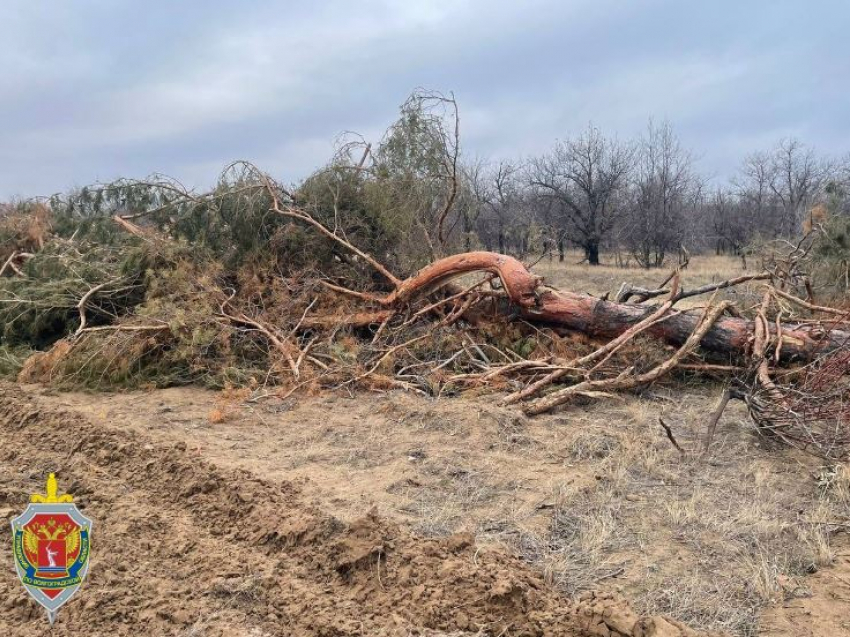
[387,251,542,307]
[301,310,395,330]
[375,251,849,363]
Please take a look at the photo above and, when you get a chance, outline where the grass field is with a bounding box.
[532,250,745,292]
[531,250,759,309]
[25,372,848,636]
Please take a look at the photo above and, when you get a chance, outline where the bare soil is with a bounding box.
[0,382,719,637]
[1,380,849,636]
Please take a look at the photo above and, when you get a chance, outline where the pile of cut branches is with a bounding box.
[2,163,849,459]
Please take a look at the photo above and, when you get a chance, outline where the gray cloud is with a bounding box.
[1,0,847,198]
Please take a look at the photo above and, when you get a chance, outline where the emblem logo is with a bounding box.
[10,473,92,625]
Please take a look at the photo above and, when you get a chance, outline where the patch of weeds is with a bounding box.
[567,431,622,461]
[636,574,760,637]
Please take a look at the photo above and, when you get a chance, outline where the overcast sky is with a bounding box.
[1,0,847,199]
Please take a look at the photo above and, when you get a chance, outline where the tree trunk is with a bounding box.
[587,242,600,266]
[377,251,849,363]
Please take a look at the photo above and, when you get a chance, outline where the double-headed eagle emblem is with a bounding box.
[23,520,81,557]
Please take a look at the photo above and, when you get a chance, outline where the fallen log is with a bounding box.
[524,301,733,415]
[523,288,849,362]
[372,251,849,363]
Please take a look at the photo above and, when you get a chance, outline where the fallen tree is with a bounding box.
[348,250,848,362]
[276,169,850,457]
[3,162,849,459]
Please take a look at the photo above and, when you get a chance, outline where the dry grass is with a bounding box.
[531,249,761,308]
[380,391,848,636]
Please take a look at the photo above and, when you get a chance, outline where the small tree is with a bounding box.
[367,90,462,266]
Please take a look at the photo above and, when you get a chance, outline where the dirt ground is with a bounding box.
[1,381,725,637]
[1,379,849,636]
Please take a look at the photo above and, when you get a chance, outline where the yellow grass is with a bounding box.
[530,249,758,308]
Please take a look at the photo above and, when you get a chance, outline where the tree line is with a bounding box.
[297,92,850,270]
[466,124,848,267]
[5,90,849,273]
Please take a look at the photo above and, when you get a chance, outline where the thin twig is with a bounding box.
[658,418,685,455]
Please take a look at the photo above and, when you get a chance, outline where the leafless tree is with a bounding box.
[528,125,634,265]
[472,160,546,257]
[732,150,779,239]
[726,140,834,247]
[710,188,751,257]
[489,161,521,254]
[624,120,696,268]
[828,156,850,216]
[679,177,707,254]
[768,139,832,236]
[531,190,567,261]
[455,160,486,253]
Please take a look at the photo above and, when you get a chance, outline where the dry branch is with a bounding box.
[770,286,850,317]
[504,276,683,404]
[74,279,122,338]
[263,180,402,287]
[219,299,301,378]
[524,301,731,415]
[0,251,20,277]
[77,324,170,334]
[659,418,686,455]
[616,272,771,304]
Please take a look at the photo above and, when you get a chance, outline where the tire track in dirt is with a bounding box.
[0,383,714,636]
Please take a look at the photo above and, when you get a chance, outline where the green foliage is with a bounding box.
[0,345,32,379]
[0,240,150,348]
[365,91,460,269]
[291,92,469,276]
[296,164,403,279]
[48,169,284,267]
[811,214,850,299]
[37,258,238,389]
[0,91,475,391]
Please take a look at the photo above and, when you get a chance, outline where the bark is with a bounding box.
[382,252,542,308]
[523,288,848,362]
[377,251,849,363]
